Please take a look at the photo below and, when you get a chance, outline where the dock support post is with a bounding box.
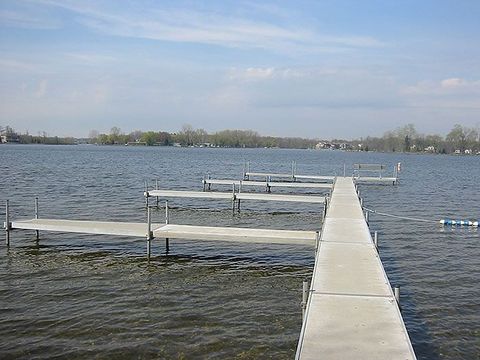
[323,196,329,219]
[5,200,10,246]
[144,181,149,208]
[232,184,236,214]
[365,210,369,224]
[207,173,211,191]
[394,286,401,310]
[146,207,153,260]
[266,176,271,193]
[374,231,378,251]
[315,231,320,253]
[202,176,206,192]
[165,200,170,254]
[34,197,39,240]
[155,179,159,208]
[302,279,309,320]
[360,198,363,207]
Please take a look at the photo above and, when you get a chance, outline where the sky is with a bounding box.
[1,0,479,139]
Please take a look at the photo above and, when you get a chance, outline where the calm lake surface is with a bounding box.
[0,145,479,359]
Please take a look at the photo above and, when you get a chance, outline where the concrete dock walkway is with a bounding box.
[296,177,415,359]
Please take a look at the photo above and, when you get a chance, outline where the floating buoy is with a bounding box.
[440,219,479,227]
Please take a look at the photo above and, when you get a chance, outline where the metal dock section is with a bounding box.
[202,179,333,190]
[296,177,415,359]
[9,219,318,246]
[145,189,326,204]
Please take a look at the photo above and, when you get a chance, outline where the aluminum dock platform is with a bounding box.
[8,219,318,246]
[295,177,415,359]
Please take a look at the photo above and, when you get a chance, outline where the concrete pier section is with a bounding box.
[296,177,415,359]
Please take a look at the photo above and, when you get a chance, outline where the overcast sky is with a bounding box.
[1,0,479,138]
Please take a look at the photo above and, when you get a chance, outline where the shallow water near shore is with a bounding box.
[0,145,479,359]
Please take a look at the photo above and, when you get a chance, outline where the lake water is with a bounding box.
[0,145,479,359]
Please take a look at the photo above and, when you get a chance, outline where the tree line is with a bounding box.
[90,124,317,149]
[2,123,479,154]
[352,123,480,154]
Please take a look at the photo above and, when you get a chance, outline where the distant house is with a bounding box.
[464,149,472,154]
[454,149,461,154]
[424,145,435,153]
[0,128,20,143]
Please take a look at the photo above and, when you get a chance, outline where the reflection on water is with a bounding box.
[0,145,479,359]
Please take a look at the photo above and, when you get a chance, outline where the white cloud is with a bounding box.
[34,79,48,98]
[440,78,466,88]
[227,67,307,82]
[65,53,117,65]
[28,0,383,54]
[402,78,480,95]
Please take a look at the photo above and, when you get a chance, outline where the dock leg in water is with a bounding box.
[34,197,39,241]
[146,207,153,260]
[165,200,170,254]
[394,286,401,311]
[5,200,10,246]
[302,279,309,320]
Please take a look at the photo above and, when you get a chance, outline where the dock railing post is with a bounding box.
[207,173,211,191]
[34,197,39,240]
[394,286,401,310]
[302,279,309,320]
[231,183,234,212]
[146,207,153,260]
[365,210,369,224]
[165,200,170,253]
[144,180,149,208]
[315,231,320,253]
[5,200,10,246]
[374,231,378,251]
[155,179,159,208]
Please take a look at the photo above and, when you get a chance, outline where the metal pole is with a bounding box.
[292,161,295,180]
[365,210,369,223]
[165,200,170,253]
[35,197,39,240]
[232,184,236,214]
[155,179,159,208]
[374,231,378,251]
[146,207,152,260]
[144,180,149,208]
[360,198,363,207]
[323,196,329,218]
[302,279,309,320]
[394,286,401,310]
[315,231,320,253]
[203,176,206,192]
[5,200,10,246]
[207,173,211,191]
